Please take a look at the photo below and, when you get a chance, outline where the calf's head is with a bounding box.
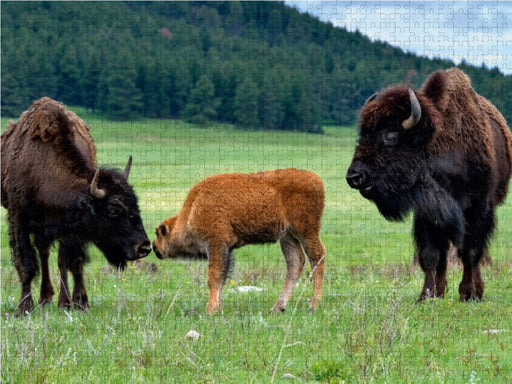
[346,87,438,221]
[153,216,177,259]
[85,157,151,268]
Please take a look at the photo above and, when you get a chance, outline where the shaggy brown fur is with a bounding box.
[1,97,150,313]
[153,169,326,314]
[347,68,512,302]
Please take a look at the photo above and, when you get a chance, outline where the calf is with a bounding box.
[153,169,326,314]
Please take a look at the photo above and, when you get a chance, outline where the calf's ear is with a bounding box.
[159,224,168,236]
[422,70,446,107]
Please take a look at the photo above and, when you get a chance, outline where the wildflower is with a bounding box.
[230,280,235,285]
[5,313,10,319]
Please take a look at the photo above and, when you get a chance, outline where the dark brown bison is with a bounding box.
[346,68,512,302]
[153,169,326,314]
[1,97,151,313]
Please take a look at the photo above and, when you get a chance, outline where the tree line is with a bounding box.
[2,1,511,133]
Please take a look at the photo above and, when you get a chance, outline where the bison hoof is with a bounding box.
[459,293,482,302]
[18,297,35,315]
[206,304,219,315]
[270,305,286,314]
[38,296,53,306]
[58,301,72,309]
[418,288,434,302]
[458,283,482,302]
[73,298,89,310]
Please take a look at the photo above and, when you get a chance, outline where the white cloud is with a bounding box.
[286,1,512,74]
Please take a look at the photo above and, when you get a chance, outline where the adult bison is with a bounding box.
[346,68,512,302]
[1,97,151,313]
[153,169,326,314]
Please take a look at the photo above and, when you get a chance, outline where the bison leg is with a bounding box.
[9,216,38,314]
[414,216,450,301]
[303,234,326,312]
[206,244,230,314]
[272,233,306,313]
[57,244,72,308]
[58,240,89,310]
[35,241,55,305]
[458,202,494,301]
[458,249,486,301]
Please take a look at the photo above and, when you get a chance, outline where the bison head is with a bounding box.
[83,157,151,268]
[153,216,177,260]
[153,216,208,260]
[346,87,438,221]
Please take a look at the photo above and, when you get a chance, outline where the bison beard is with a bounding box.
[1,98,151,314]
[347,68,512,302]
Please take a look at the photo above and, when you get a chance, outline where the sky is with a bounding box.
[286,1,512,75]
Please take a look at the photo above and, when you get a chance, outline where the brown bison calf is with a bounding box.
[153,169,326,314]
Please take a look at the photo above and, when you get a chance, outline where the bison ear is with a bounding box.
[159,224,168,236]
[422,70,446,107]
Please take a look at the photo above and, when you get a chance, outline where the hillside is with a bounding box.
[2,1,511,130]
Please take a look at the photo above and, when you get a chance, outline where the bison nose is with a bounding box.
[136,240,152,258]
[346,167,367,190]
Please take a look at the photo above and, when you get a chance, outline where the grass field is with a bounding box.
[1,109,511,383]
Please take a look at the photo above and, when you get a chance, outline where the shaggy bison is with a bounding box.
[1,97,151,313]
[153,169,326,314]
[346,68,512,302]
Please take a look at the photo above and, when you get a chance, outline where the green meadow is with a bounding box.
[1,110,511,383]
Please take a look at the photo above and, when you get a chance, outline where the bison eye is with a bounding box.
[383,131,398,147]
[107,203,124,218]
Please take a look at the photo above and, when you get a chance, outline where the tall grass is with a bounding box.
[1,111,511,383]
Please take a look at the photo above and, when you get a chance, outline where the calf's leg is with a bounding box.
[303,234,326,312]
[272,232,306,313]
[206,243,230,314]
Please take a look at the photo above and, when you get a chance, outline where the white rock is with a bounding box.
[186,330,202,340]
[482,329,508,334]
[236,286,263,292]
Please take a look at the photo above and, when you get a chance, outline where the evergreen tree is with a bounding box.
[234,77,260,129]
[182,74,219,126]
[1,73,24,117]
[82,55,101,112]
[259,69,285,130]
[57,45,81,105]
[104,55,143,120]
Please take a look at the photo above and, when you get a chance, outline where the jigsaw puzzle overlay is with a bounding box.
[1,2,511,382]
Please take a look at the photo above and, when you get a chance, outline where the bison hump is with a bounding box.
[25,97,69,142]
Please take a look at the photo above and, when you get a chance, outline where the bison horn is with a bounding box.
[123,155,132,180]
[364,92,378,105]
[90,169,106,199]
[402,89,422,130]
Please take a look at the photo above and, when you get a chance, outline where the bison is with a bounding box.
[346,68,512,302]
[1,97,151,313]
[153,169,326,314]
